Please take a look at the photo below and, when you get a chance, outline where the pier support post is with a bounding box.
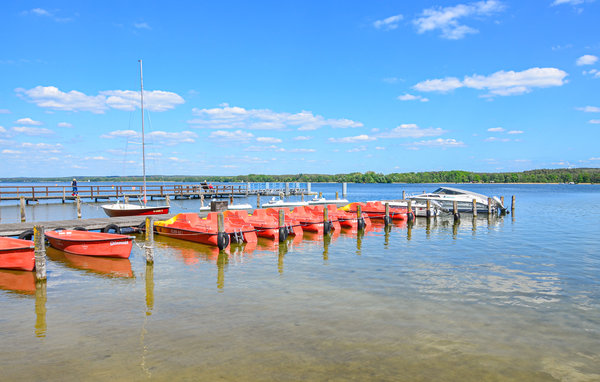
[307,182,311,194]
[323,207,331,235]
[402,190,406,200]
[278,209,287,242]
[356,204,365,230]
[33,225,46,281]
[487,197,493,215]
[230,195,234,205]
[217,212,229,250]
[165,195,170,207]
[426,199,432,219]
[256,194,261,208]
[144,217,154,264]
[77,196,82,219]
[342,182,347,198]
[453,201,460,222]
[511,195,515,212]
[384,203,391,227]
[285,182,290,196]
[301,193,304,202]
[407,200,414,222]
[200,194,204,208]
[336,191,339,200]
[319,191,323,199]
[472,199,478,217]
[20,196,26,222]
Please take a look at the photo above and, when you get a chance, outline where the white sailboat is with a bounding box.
[102,60,170,217]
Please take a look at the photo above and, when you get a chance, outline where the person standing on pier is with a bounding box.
[72,178,78,196]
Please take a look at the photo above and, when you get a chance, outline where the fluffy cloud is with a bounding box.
[414,67,568,96]
[329,134,376,143]
[590,119,600,124]
[23,8,72,22]
[2,149,21,154]
[100,129,196,145]
[57,122,73,128]
[256,137,282,144]
[134,22,151,30]
[583,69,600,78]
[377,124,446,138]
[100,130,138,139]
[487,127,505,132]
[293,136,312,141]
[408,138,466,148]
[552,0,585,6]
[289,148,316,153]
[189,104,363,131]
[413,0,504,39]
[397,93,429,102]
[12,126,54,136]
[507,130,523,134]
[373,14,403,30]
[21,142,63,153]
[209,129,255,141]
[15,117,42,125]
[16,86,184,113]
[0,126,6,133]
[576,106,600,113]
[484,136,510,142]
[576,55,598,66]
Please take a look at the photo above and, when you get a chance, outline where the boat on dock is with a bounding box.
[408,186,505,213]
[154,212,257,249]
[261,197,309,208]
[101,59,169,217]
[45,230,134,259]
[0,237,35,271]
[307,196,349,206]
[199,200,253,212]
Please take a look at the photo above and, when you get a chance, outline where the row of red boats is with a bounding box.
[0,202,411,272]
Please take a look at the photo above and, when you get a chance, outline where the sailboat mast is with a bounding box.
[139,59,147,205]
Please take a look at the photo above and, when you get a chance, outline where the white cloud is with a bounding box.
[147,131,197,145]
[15,117,42,125]
[293,136,312,141]
[507,130,523,134]
[375,146,386,150]
[31,8,51,16]
[289,148,316,153]
[397,93,429,102]
[347,146,367,152]
[552,0,585,6]
[84,156,107,161]
[590,119,600,124]
[383,77,399,84]
[16,86,184,113]
[374,14,403,30]
[2,149,21,154]
[101,129,138,139]
[413,0,504,40]
[256,137,282,144]
[134,22,151,30]
[329,134,376,143]
[189,104,363,131]
[576,55,598,66]
[12,126,54,136]
[487,127,505,132]
[209,129,255,141]
[25,8,73,22]
[577,106,600,113]
[0,126,6,133]
[244,145,285,152]
[57,122,73,128]
[377,124,446,138]
[590,157,600,161]
[414,67,568,96]
[484,136,510,142]
[583,69,600,78]
[21,142,63,153]
[409,138,466,148]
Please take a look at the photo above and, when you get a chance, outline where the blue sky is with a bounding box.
[1,0,599,177]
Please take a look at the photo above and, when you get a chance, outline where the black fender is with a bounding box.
[101,224,120,234]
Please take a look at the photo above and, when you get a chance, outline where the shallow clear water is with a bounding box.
[1,183,599,381]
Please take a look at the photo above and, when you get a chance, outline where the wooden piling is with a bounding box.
[301,193,304,202]
[33,225,46,280]
[501,196,505,206]
[144,217,154,263]
[230,195,234,205]
[20,196,26,222]
[384,203,390,227]
[511,195,516,211]
[77,196,81,219]
[472,199,478,217]
[319,191,323,198]
[407,200,413,222]
[335,191,339,200]
[200,194,205,207]
[342,182,347,197]
[453,200,460,222]
[217,212,225,233]
[278,208,285,228]
[124,196,129,204]
[426,199,431,219]
[402,190,406,200]
[323,207,331,234]
[165,195,170,207]
[487,197,493,214]
[256,193,261,208]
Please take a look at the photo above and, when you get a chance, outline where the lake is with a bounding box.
[1,183,599,381]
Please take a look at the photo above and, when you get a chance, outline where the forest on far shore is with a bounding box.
[2,168,599,184]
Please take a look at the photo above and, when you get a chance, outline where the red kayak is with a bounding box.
[341,202,409,221]
[0,237,35,271]
[45,230,133,259]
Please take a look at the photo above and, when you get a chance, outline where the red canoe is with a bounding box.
[45,230,133,259]
[0,237,35,271]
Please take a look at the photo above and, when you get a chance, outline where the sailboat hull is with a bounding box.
[101,203,170,217]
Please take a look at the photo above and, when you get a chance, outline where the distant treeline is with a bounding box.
[2,168,599,184]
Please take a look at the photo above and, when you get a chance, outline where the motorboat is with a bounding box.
[199,200,253,212]
[261,197,309,208]
[0,237,35,271]
[408,186,505,213]
[102,200,170,217]
[369,199,442,217]
[307,196,349,206]
[45,230,134,259]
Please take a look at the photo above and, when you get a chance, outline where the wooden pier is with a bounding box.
[0,182,310,205]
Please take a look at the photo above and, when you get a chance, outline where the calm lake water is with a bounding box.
[1,183,599,381]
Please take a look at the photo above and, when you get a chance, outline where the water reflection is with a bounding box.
[0,270,47,337]
[46,247,134,279]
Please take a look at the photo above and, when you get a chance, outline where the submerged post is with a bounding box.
[356,204,365,230]
[511,195,516,212]
[426,199,431,219]
[323,207,331,235]
[487,197,493,215]
[216,212,229,250]
[20,196,26,222]
[384,202,391,227]
[33,225,46,280]
[407,200,414,222]
[144,217,154,263]
[453,200,460,222]
[472,198,478,217]
[342,182,347,198]
[77,196,81,219]
[230,195,234,205]
[256,193,261,208]
[278,209,287,242]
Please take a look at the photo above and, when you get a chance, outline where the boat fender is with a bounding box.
[323,220,332,235]
[357,217,366,231]
[217,232,229,250]
[101,224,121,234]
[73,226,87,231]
[278,227,288,242]
[407,212,415,222]
[18,229,34,240]
[453,212,461,220]
[383,215,392,226]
